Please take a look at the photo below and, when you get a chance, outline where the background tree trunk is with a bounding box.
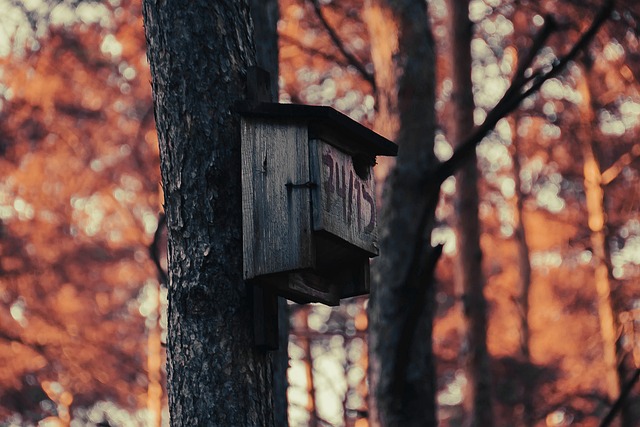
[446,1,494,425]
[364,0,400,201]
[510,115,535,427]
[142,2,275,425]
[577,64,631,427]
[368,0,439,425]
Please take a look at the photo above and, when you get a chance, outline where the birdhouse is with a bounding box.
[239,102,397,306]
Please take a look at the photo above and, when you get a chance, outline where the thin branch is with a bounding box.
[599,368,640,427]
[601,142,640,185]
[521,0,614,99]
[0,329,47,356]
[308,0,375,87]
[507,15,558,100]
[280,33,352,67]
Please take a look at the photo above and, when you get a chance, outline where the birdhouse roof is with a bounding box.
[237,102,398,157]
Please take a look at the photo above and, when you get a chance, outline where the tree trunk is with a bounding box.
[577,65,630,427]
[446,1,494,426]
[248,2,289,425]
[510,115,535,427]
[142,2,274,425]
[368,0,439,425]
[249,0,279,99]
[363,0,399,142]
[363,0,400,200]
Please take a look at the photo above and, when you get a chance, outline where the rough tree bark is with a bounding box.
[142,2,274,425]
[368,0,439,426]
[446,1,494,425]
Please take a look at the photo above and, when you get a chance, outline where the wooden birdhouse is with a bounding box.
[239,102,397,306]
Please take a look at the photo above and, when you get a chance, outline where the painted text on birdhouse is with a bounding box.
[312,141,377,255]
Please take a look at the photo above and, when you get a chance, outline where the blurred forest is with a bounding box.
[1,0,640,426]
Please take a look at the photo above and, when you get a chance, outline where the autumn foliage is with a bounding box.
[0,1,162,424]
[1,0,640,426]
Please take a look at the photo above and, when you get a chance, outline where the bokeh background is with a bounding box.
[1,0,640,426]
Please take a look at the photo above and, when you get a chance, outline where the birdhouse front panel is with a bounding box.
[241,117,315,281]
[310,139,378,257]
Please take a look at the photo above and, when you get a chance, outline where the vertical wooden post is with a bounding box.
[247,66,280,350]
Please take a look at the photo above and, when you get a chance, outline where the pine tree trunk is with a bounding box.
[510,116,535,427]
[449,0,493,427]
[364,0,400,201]
[142,2,275,425]
[577,65,630,427]
[368,0,438,426]
[446,1,494,425]
[364,0,399,142]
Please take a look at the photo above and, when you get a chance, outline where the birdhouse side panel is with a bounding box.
[241,118,315,279]
[310,139,378,256]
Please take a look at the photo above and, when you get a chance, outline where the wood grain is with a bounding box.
[241,118,315,280]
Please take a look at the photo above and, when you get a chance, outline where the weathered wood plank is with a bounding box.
[310,139,378,256]
[241,118,314,279]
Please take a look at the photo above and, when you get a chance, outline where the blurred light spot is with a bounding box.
[441,176,456,195]
[501,177,515,198]
[10,298,27,326]
[13,197,34,220]
[474,108,486,125]
[603,41,624,61]
[542,123,561,138]
[469,0,490,22]
[546,408,573,426]
[613,266,624,279]
[138,282,159,319]
[579,250,592,264]
[435,132,452,161]
[500,224,514,237]
[143,211,159,235]
[437,370,466,406]
[536,183,565,213]
[90,159,104,172]
[123,66,136,80]
[308,305,331,332]
[431,226,456,255]
[101,34,122,58]
[49,5,75,26]
[531,251,563,268]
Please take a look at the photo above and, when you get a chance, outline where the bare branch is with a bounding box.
[507,15,558,99]
[599,368,640,427]
[280,33,353,67]
[521,0,614,99]
[0,329,46,356]
[601,143,640,185]
[308,0,375,88]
